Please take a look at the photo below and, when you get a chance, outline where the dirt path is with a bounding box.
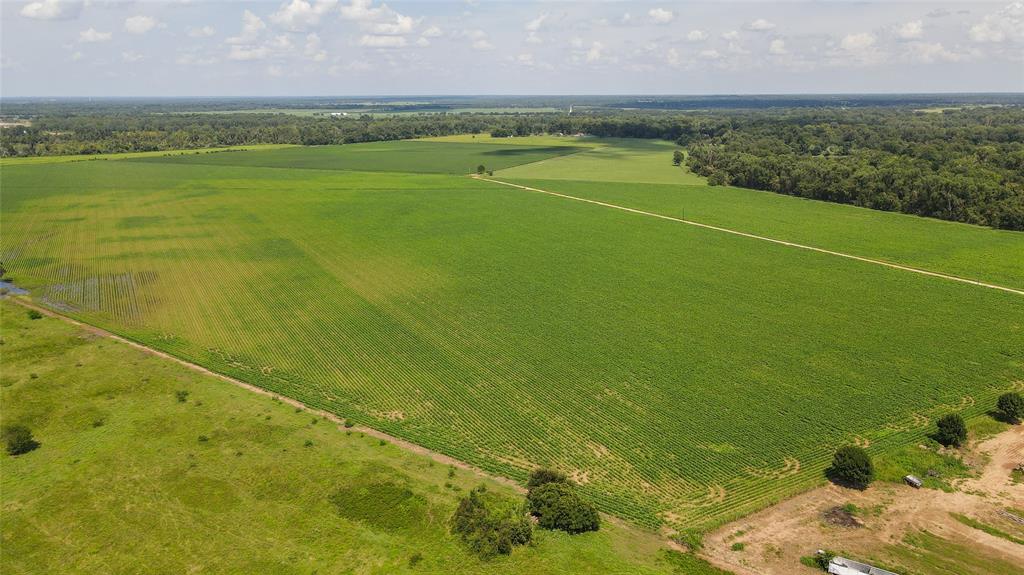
[5,297,527,495]
[700,426,1024,574]
[473,176,1024,297]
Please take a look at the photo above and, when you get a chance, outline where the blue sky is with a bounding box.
[2,1,1022,96]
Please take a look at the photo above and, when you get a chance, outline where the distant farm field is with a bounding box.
[130,141,585,174]
[2,140,1021,531]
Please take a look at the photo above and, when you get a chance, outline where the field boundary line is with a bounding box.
[473,176,1024,296]
[4,296,527,495]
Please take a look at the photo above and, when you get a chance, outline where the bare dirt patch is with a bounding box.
[700,426,1024,574]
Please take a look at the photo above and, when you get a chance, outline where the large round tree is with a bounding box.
[826,445,874,489]
[997,392,1024,423]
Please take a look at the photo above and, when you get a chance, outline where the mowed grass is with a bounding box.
[497,139,704,185]
[2,147,1022,532]
[0,301,694,575]
[129,140,585,174]
[497,178,1024,290]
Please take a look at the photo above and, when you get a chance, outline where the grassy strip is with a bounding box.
[950,513,1024,546]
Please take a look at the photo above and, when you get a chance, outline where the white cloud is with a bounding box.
[525,13,548,32]
[227,45,270,61]
[422,26,442,38]
[517,52,534,66]
[666,47,681,66]
[699,49,721,60]
[20,0,79,20]
[370,13,415,35]
[270,0,338,31]
[841,32,875,52]
[832,32,884,66]
[769,39,787,55]
[79,27,112,43]
[304,33,327,61]
[121,50,144,63]
[227,10,267,45]
[416,36,430,47]
[124,15,158,35]
[340,0,418,37]
[686,30,707,42]
[70,51,83,61]
[473,38,494,50]
[176,53,218,66]
[526,32,542,44]
[969,2,1024,43]
[905,41,969,63]
[649,8,674,24]
[358,34,407,48]
[721,30,739,41]
[187,26,216,38]
[896,20,923,40]
[586,41,604,62]
[744,19,775,32]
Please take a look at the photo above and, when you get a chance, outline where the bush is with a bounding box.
[27,309,42,320]
[175,390,190,403]
[826,445,874,489]
[997,392,1024,423]
[935,413,967,447]
[2,424,39,455]
[451,486,532,559]
[527,467,567,490]
[527,482,600,534]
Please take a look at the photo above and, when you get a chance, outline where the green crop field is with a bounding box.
[497,139,704,185]
[0,301,695,575]
[129,141,585,175]
[2,140,1021,533]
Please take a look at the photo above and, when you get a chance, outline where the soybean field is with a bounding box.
[2,140,1021,530]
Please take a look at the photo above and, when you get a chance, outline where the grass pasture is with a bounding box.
[0,301,691,575]
[2,140,1022,535]
[496,139,703,185]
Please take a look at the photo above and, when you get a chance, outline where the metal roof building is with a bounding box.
[828,556,899,575]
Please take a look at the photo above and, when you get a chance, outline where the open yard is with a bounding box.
[2,139,1021,533]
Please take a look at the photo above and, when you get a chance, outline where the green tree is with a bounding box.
[527,467,567,490]
[476,164,486,175]
[825,445,874,489]
[451,486,532,559]
[672,150,684,166]
[527,482,600,534]
[935,413,967,447]
[997,392,1024,423]
[2,424,39,456]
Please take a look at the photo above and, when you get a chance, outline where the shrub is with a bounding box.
[997,392,1024,423]
[27,309,42,320]
[935,413,967,447]
[408,552,423,567]
[476,164,486,175]
[826,445,874,489]
[451,486,532,559]
[175,390,190,403]
[527,467,567,490]
[2,424,39,455]
[527,482,600,534]
[730,542,745,551]
[343,419,354,428]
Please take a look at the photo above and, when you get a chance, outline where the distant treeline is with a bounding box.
[2,104,1022,230]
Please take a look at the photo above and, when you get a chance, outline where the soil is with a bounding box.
[700,425,1024,574]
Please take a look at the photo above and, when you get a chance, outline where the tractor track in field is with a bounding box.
[5,296,527,495]
[473,176,1024,297]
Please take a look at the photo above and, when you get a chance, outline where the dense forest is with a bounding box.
[2,102,1022,230]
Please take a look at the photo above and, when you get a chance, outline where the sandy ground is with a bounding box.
[700,425,1024,574]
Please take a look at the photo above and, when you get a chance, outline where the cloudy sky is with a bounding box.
[2,0,1022,97]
